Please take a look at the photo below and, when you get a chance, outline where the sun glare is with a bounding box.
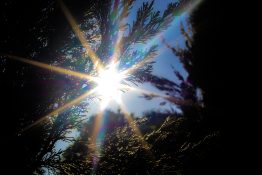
[94,62,124,109]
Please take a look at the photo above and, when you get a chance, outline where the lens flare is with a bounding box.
[1,2,202,165]
[94,62,124,109]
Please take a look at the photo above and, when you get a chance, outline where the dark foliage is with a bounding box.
[0,0,228,174]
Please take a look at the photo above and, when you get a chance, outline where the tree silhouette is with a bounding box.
[61,0,226,174]
[0,0,227,174]
[37,0,189,173]
[141,0,227,174]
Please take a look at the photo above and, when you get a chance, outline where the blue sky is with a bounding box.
[51,4,206,175]
[86,1,189,117]
[55,0,191,152]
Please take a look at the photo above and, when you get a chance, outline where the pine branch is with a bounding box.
[123,0,188,48]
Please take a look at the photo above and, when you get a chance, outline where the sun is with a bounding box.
[94,62,124,109]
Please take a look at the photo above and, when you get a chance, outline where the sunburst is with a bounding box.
[1,0,197,172]
[93,62,125,109]
[2,0,151,153]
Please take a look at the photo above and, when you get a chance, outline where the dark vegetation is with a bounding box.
[0,0,228,174]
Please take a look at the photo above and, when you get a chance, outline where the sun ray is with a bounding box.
[119,104,142,137]
[116,98,150,149]
[89,112,103,150]
[123,84,192,106]
[111,31,124,64]
[58,0,103,70]
[5,54,95,81]
[22,88,97,132]
[111,0,129,64]
[123,85,165,98]
[105,96,156,165]
[88,111,105,173]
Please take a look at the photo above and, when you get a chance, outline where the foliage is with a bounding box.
[42,1,188,172]
[97,118,154,174]
[0,0,225,174]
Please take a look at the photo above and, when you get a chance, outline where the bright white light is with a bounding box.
[94,62,123,110]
